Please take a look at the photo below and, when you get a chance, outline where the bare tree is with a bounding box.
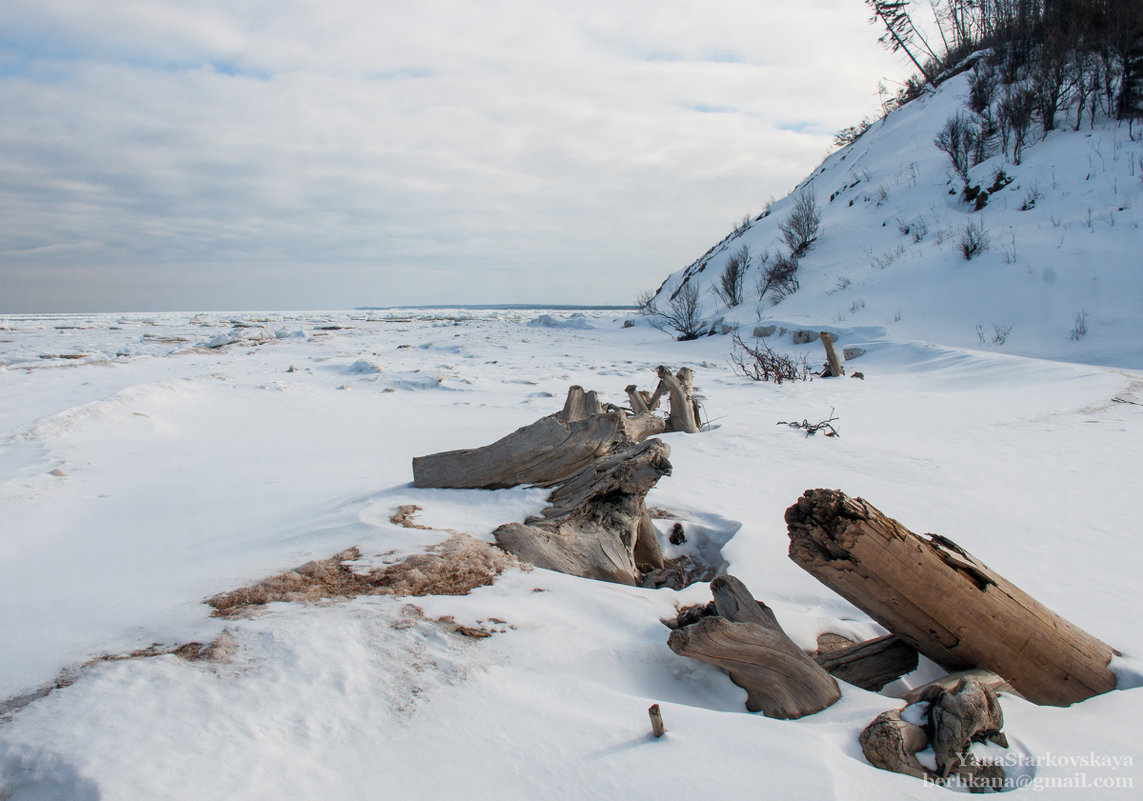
[866,0,943,86]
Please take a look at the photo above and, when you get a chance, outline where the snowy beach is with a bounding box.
[2,307,1140,799]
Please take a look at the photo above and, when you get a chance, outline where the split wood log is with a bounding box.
[820,331,844,377]
[493,439,670,585]
[786,489,1117,706]
[813,634,918,692]
[667,575,841,719]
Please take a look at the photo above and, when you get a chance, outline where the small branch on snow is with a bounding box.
[777,409,840,437]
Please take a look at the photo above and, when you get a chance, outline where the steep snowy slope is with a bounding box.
[647,64,1143,369]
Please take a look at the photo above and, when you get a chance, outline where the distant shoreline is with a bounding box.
[356,304,636,311]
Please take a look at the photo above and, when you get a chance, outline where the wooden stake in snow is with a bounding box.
[786,489,1117,706]
[819,331,843,377]
[648,704,666,738]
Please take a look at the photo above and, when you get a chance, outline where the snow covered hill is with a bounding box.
[645,62,1143,369]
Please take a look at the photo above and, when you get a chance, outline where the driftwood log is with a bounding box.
[412,387,665,489]
[814,634,918,692]
[667,576,841,719]
[493,439,670,585]
[787,489,1117,706]
[860,672,1010,785]
[411,373,703,585]
[412,370,698,490]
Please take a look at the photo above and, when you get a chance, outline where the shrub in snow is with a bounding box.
[756,250,800,305]
[714,245,749,308]
[778,190,821,256]
[934,112,976,182]
[729,333,809,384]
[647,281,705,341]
[1069,310,1089,341]
[960,219,990,259]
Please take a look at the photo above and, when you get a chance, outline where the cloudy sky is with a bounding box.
[1,0,905,312]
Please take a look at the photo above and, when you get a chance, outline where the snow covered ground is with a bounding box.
[1,307,1141,799]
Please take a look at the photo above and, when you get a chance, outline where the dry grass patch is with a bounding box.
[208,534,521,617]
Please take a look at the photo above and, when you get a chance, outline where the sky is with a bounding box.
[0,0,906,312]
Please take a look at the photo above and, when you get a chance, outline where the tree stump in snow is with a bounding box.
[786,489,1117,706]
[493,438,671,585]
[666,575,841,719]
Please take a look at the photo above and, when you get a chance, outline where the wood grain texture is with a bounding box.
[786,489,1116,706]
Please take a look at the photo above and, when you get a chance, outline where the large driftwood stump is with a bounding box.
[786,489,1117,706]
[413,374,703,584]
[494,439,671,585]
[412,401,664,490]
[667,575,841,719]
[412,370,699,490]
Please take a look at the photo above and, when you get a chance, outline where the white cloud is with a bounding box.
[0,0,905,311]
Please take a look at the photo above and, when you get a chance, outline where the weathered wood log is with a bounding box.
[667,575,840,719]
[861,671,1010,785]
[814,634,919,692]
[560,386,604,421]
[709,574,780,628]
[625,384,651,415]
[656,365,700,433]
[923,674,1006,779]
[786,489,1117,706]
[820,331,844,377]
[493,439,671,585]
[859,709,936,782]
[412,388,667,489]
[898,669,1018,705]
[413,368,704,490]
